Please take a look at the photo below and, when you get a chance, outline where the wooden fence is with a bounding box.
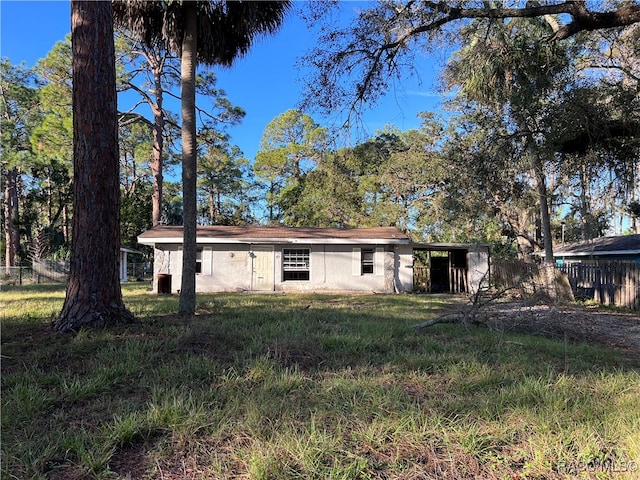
[450,267,469,294]
[491,259,538,291]
[491,260,639,310]
[413,266,469,293]
[557,262,640,310]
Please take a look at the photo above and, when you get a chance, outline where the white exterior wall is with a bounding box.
[468,246,490,293]
[395,245,414,292]
[153,245,252,293]
[198,245,252,292]
[119,251,128,282]
[273,244,389,293]
[153,245,183,293]
[152,243,490,294]
[152,243,401,293]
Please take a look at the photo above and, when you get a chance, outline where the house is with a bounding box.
[137,225,490,294]
[552,234,640,265]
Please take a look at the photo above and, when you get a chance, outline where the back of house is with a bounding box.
[138,225,414,294]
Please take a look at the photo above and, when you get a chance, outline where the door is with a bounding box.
[251,246,274,291]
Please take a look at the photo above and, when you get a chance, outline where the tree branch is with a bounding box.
[304,1,640,117]
[420,1,640,40]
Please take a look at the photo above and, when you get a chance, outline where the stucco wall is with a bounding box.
[274,244,388,293]
[395,245,414,292]
[153,245,182,293]
[468,246,490,293]
[200,245,252,292]
[152,243,401,293]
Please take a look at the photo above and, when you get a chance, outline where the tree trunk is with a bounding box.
[578,163,591,240]
[4,166,19,272]
[53,0,133,332]
[151,61,164,227]
[531,152,554,265]
[178,2,198,314]
[208,186,216,223]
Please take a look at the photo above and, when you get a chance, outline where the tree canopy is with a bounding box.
[2,0,639,294]
[301,1,640,117]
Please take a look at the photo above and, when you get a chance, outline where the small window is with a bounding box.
[361,248,375,275]
[283,248,310,281]
[195,248,203,274]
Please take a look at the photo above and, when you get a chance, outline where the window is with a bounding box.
[353,247,384,276]
[282,248,310,281]
[195,247,212,275]
[361,248,375,274]
[195,248,203,274]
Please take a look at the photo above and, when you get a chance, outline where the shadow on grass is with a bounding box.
[2,286,639,479]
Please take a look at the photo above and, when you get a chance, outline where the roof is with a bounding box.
[120,247,143,254]
[412,242,491,251]
[554,234,640,257]
[138,225,411,246]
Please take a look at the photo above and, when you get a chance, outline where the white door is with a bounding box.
[251,246,274,291]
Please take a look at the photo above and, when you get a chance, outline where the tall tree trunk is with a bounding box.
[208,187,216,223]
[151,62,164,226]
[53,0,133,332]
[4,166,19,271]
[531,152,554,265]
[578,164,591,240]
[179,2,197,314]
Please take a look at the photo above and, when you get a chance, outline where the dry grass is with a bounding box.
[2,283,639,479]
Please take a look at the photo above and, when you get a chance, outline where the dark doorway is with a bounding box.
[413,248,470,293]
[430,256,449,292]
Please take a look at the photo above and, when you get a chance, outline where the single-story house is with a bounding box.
[137,225,490,294]
[551,234,640,265]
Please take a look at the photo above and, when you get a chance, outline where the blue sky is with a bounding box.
[1,0,444,162]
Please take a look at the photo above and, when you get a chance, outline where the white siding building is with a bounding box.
[138,226,490,295]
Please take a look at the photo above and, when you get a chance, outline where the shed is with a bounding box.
[137,225,490,294]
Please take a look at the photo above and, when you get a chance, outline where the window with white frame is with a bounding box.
[195,247,212,275]
[353,247,384,276]
[196,248,203,274]
[282,248,310,281]
[361,248,375,274]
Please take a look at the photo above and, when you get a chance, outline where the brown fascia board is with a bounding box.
[411,242,491,250]
[555,250,640,257]
[137,225,411,246]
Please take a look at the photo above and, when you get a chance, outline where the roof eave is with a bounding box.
[138,237,410,246]
[553,250,640,257]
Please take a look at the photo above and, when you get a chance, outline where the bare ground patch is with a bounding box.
[474,302,640,360]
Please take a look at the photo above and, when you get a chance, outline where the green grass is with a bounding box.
[2,283,639,479]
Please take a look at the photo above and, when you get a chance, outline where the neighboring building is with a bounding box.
[137,225,491,294]
[119,247,142,282]
[31,247,142,284]
[552,234,640,265]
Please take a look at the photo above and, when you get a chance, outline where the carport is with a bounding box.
[412,243,490,294]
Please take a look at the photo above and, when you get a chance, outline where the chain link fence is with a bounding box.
[1,265,34,286]
[1,262,152,286]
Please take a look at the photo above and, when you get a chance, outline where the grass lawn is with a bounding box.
[2,283,639,479]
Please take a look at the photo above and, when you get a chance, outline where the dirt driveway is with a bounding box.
[474,302,640,361]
